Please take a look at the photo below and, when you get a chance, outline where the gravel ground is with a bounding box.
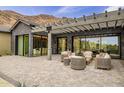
[0,55,124,87]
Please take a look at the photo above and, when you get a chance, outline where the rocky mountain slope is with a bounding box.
[0,10,61,27]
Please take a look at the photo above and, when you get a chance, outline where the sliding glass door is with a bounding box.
[33,35,48,56]
[17,35,29,56]
[101,36,119,58]
[57,37,67,54]
[18,36,23,56]
[85,36,100,51]
[73,35,120,58]
[73,37,80,53]
[24,35,29,56]
[41,36,48,55]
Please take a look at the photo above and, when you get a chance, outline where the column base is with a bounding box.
[48,48,52,60]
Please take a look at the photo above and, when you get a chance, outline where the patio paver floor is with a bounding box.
[0,55,124,87]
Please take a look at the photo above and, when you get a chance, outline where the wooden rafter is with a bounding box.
[89,24,95,30]
[77,26,85,31]
[63,28,74,33]
[62,29,71,33]
[69,27,80,32]
[65,28,75,32]
[97,23,101,30]
[75,26,82,31]
[81,25,89,31]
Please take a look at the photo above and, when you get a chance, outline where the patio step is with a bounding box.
[0,78,14,87]
[0,72,21,87]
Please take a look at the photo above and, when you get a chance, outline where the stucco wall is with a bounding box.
[0,32,11,55]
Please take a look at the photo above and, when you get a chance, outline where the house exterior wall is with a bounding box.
[0,32,11,55]
[11,22,32,55]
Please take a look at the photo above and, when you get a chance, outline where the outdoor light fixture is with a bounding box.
[46,25,52,33]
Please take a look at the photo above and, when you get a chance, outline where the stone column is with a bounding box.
[121,32,124,59]
[52,34,57,54]
[29,32,33,57]
[48,32,52,60]
[67,34,73,51]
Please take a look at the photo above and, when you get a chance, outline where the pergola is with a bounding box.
[31,9,124,60]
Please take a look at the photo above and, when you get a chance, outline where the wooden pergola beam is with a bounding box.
[106,21,109,30]
[32,10,124,33]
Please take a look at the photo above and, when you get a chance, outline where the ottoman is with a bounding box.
[63,57,70,66]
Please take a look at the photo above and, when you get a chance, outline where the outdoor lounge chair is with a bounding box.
[61,51,72,62]
[95,53,111,70]
[70,56,86,70]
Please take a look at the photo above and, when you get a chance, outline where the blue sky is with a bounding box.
[0,6,124,18]
[0,6,123,18]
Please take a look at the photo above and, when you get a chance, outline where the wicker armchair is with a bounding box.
[70,56,86,70]
[95,53,111,70]
[83,51,93,64]
[61,51,72,62]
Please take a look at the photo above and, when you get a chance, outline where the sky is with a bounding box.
[0,6,123,18]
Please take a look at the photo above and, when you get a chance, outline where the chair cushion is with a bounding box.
[104,53,111,58]
[83,51,93,57]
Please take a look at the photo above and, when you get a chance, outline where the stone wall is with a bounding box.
[52,34,57,54]
[121,30,124,59]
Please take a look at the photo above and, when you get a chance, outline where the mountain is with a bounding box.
[0,10,61,27]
